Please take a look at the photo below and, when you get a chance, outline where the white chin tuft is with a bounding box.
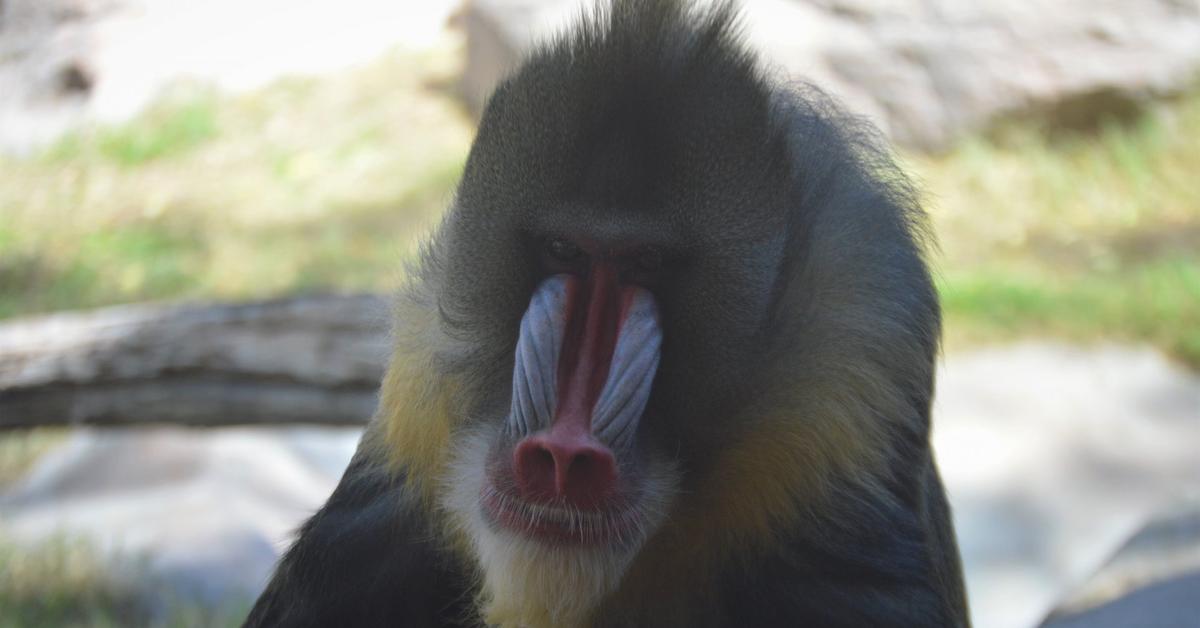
[440,427,678,628]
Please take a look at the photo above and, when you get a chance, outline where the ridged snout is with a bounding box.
[507,273,661,507]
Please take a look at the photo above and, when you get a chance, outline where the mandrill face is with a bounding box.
[434,10,793,582]
[441,238,689,624]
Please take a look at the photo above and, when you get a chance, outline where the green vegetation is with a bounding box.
[939,259,1199,360]
[0,46,471,318]
[911,93,1200,365]
[1,47,1195,363]
[4,62,1195,366]
[0,430,66,488]
[0,533,143,628]
[0,531,248,627]
[46,94,220,166]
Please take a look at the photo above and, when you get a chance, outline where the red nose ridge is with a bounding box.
[513,428,617,510]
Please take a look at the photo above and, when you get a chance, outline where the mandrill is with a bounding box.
[246,1,970,626]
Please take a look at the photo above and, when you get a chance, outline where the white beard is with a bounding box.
[441,428,677,628]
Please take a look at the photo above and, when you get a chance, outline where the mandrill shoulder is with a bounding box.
[243,443,474,628]
[717,465,970,628]
[594,460,968,628]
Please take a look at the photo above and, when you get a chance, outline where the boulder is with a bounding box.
[1040,503,1200,628]
[933,343,1200,628]
[0,426,362,609]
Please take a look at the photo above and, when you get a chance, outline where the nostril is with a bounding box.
[514,440,558,502]
[568,452,592,477]
[527,446,556,495]
[529,446,555,475]
[512,436,618,508]
[561,447,617,508]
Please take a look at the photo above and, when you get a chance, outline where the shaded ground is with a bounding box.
[0,427,359,626]
[933,343,1200,628]
[2,343,1197,628]
[1042,503,1200,628]
[1043,571,1200,628]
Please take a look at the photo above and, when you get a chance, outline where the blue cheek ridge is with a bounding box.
[508,275,570,435]
[592,290,661,450]
[507,275,661,449]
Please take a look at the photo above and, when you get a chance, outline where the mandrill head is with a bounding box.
[380,1,941,626]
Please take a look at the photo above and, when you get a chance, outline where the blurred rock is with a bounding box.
[0,426,362,606]
[934,343,1200,628]
[0,0,463,153]
[1041,502,1200,628]
[1039,572,1200,628]
[461,0,1200,150]
[0,295,391,428]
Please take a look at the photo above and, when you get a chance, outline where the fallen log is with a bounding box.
[0,295,392,429]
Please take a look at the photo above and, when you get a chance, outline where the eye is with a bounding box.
[634,246,663,273]
[546,238,584,264]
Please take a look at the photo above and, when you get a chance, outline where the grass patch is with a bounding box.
[913,91,1200,365]
[940,258,1200,363]
[96,97,219,166]
[46,94,220,166]
[0,219,208,318]
[0,44,471,316]
[0,430,66,488]
[0,531,246,627]
[0,533,145,628]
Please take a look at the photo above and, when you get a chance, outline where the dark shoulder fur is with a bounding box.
[244,450,474,627]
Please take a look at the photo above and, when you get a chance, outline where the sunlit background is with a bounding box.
[1,1,1198,627]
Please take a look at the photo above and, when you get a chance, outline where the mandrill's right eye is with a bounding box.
[546,238,584,264]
